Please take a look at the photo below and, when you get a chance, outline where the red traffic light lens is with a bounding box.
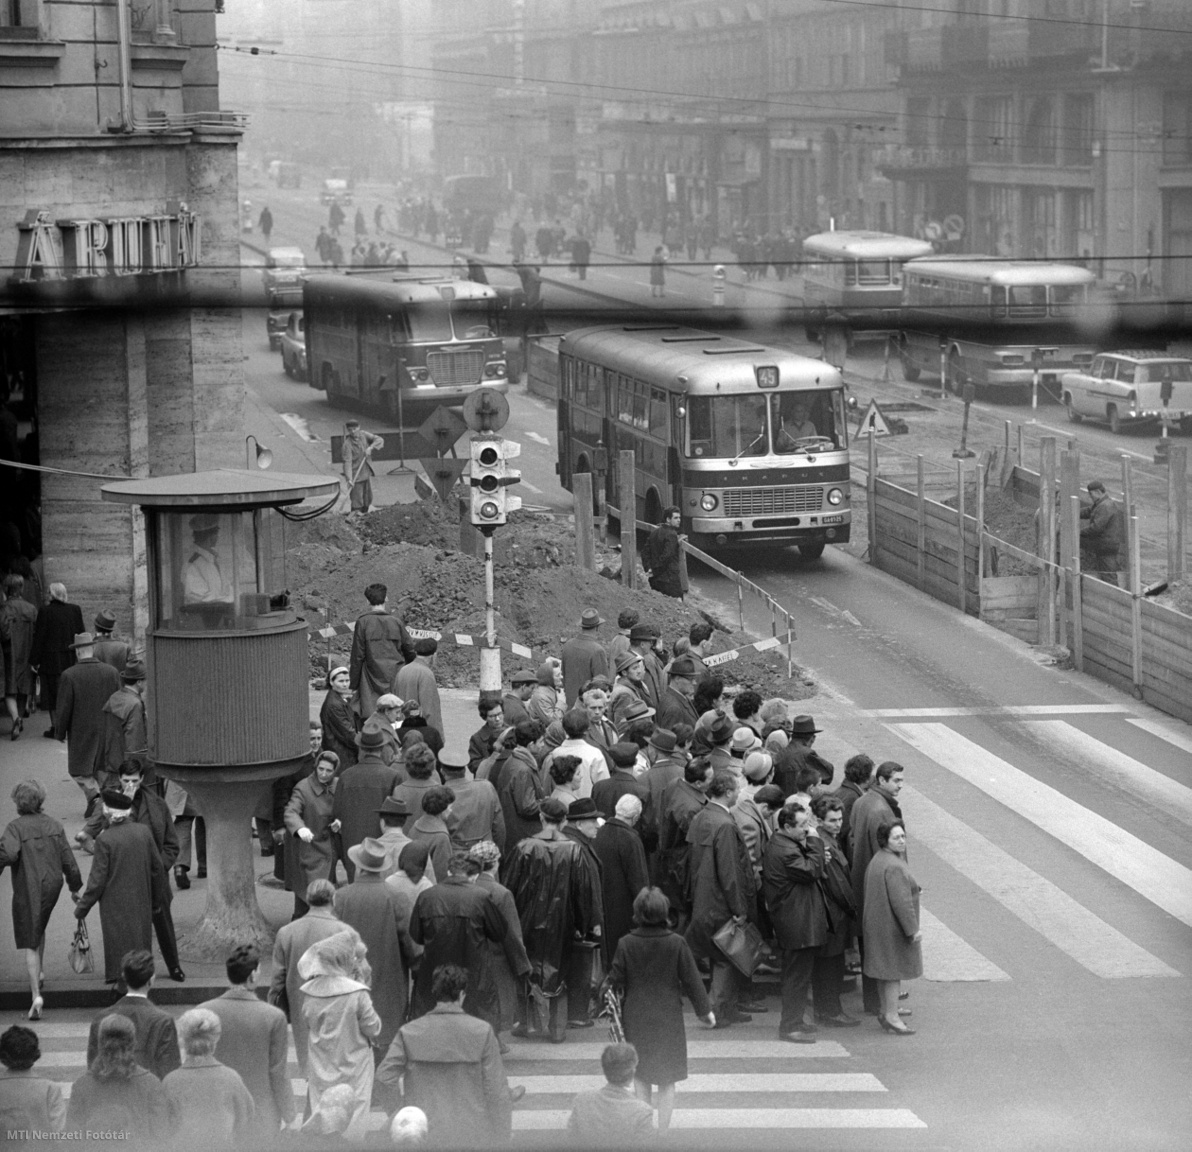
[478,446,499,467]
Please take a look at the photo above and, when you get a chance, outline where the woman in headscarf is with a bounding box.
[319,666,358,771]
[299,928,381,1141]
[468,840,531,1044]
[526,658,563,729]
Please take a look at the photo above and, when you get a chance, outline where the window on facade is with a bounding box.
[1,0,38,31]
[975,96,1014,162]
[1023,97,1058,165]
[1062,94,1094,166]
[130,0,176,41]
[1163,92,1192,166]
[907,98,931,147]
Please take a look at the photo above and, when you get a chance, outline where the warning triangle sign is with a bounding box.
[856,399,892,438]
[417,457,468,501]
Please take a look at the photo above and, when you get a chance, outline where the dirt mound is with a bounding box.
[291,504,815,699]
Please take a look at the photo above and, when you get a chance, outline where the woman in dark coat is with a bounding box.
[861,820,922,1035]
[2,573,38,738]
[319,666,358,772]
[469,840,532,1036]
[608,887,714,1132]
[0,780,82,1018]
[283,751,342,917]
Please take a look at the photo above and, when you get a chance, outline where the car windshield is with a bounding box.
[770,391,846,453]
[687,394,769,459]
[272,252,304,267]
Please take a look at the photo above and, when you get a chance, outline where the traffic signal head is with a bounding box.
[469,436,521,527]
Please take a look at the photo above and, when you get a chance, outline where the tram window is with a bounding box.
[1007,285,1047,317]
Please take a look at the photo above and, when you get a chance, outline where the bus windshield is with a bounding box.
[770,391,845,453]
[407,299,496,343]
[688,394,769,459]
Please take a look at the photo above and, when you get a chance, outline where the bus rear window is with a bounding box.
[854,259,890,285]
[1006,285,1047,317]
[1049,284,1087,314]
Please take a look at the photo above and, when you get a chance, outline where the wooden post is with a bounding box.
[956,460,967,614]
[574,472,596,571]
[786,609,794,680]
[737,583,745,633]
[618,451,637,589]
[867,432,878,561]
[916,455,926,592]
[1169,444,1188,583]
[1059,448,1081,653]
[1000,420,1014,487]
[1121,454,1135,591]
[1016,423,1025,476]
[1069,492,1084,672]
[976,459,987,581]
[1130,512,1143,697]
[1037,437,1056,646]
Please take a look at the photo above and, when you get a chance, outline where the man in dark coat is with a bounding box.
[53,632,120,809]
[504,799,603,1042]
[30,582,83,732]
[684,771,755,1027]
[654,655,700,734]
[1080,479,1126,584]
[655,758,711,921]
[494,723,544,856]
[641,729,685,846]
[86,949,178,1079]
[834,753,874,854]
[332,726,400,881]
[848,760,905,1015]
[627,625,665,709]
[74,789,168,984]
[592,742,650,821]
[643,507,684,599]
[561,609,610,708]
[762,803,828,1043]
[773,715,835,797]
[91,610,130,673]
[561,799,606,1027]
[199,943,297,1139]
[349,583,415,720]
[102,660,148,778]
[501,669,537,727]
[408,852,507,1028]
[593,795,650,963]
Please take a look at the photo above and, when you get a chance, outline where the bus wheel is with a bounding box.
[900,349,921,382]
[946,350,966,394]
[1064,394,1083,424]
[798,541,826,560]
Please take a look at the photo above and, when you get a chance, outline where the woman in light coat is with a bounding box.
[861,820,922,1035]
[299,928,382,1142]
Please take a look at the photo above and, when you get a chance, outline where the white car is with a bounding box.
[262,247,307,298]
[280,311,307,380]
[1061,351,1192,434]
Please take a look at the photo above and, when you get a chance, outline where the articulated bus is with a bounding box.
[898,256,1099,396]
[557,325,850,556]
[800,230,935,340]
[304,274,509,418]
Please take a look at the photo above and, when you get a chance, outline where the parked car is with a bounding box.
[1061,350,1192,434]
[280,311,307,379]
[266,288,303,350]
[262,247,307,298]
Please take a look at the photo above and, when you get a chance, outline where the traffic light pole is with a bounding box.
[479,525,501,708]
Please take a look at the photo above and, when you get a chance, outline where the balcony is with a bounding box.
[876,145,967,176]
[989,20,1094,68]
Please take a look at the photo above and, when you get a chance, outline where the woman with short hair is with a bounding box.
[862,820,922,1035]
[0,1024,66,1132]
[0,779,82,1019]
[162,1008,255,1144]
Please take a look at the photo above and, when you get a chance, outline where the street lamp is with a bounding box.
[245,435,273,470]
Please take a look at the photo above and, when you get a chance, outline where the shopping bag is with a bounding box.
[69,919,94,975]
[711,916,763,978]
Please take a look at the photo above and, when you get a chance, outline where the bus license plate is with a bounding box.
[821,515,844,524]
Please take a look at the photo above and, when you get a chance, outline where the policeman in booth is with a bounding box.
[183,514,231,605]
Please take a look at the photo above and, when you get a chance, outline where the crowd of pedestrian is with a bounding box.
[1,577,928,1144]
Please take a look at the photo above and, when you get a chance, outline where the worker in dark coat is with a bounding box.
[655,758,711,921]
[593,794,650,964]
[684,771,755,1027]
[319,666,358,772]
[848,761,905,1015]
[332,727,400,881]
[810,794,859,1026]
[53,632,120,808]
[503,799,603,1042]
[560,609,610,708]
[762,802,828,1042]
[1079,479,1126,585]
[407,851,507,1027]
[30,582,83,730]
[349,583,415,720]
[73,789,168,984]
[643,507,684,599]
[773,715,835,797]
[0,778,82,1016]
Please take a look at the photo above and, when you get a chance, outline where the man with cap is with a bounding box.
[440,750,506,852]
[334,837,419,1052]
[342,418,384,513]
[74,787,169,985]
[592,742,651,823]
[393,637,443,739]
[91,611,130,673]
[607,609,639,667]
[376,796,436,883]
[350,582,415,721]
[333,724,401,881]
[54,632,121,811]
[627,624,665,709]
[654,655,701,736]
[1080,478,1126,585]
[561,798,607,1028]
[561,609,610,708]
[774,715,835,798]
[609,649,653,729]
[102,658,148,781]
[501,669,538,727]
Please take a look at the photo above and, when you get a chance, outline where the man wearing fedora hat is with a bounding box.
[91,611,130,674]
[561,609,610,708]
[627,625,665,709]
[655,655,700,734]
[335,837,419,1052]
[704,714,736,774]
[54,632,121,811]
[375,796,436,884]
[642,728,686,860]
[561,798,607,1028]
[333,725,401,882]
[609,650,654,729]
[774,716,835,799]
[102,659,148,780]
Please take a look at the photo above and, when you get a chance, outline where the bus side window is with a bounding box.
[618,376,634,425]
[649,387,668,439]
[632,381,649,431]
[688,397,712,456]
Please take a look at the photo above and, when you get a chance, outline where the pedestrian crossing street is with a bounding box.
[17,1018,929,1136]
[816,702,1191,983]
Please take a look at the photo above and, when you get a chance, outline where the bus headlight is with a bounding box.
[700,493,718,512]
[408,367,430,383]
[827,488,844,506]
[484,362,506,378]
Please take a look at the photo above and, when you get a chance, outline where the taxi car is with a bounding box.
[1061,350,1192,434]
[280,311,306,380]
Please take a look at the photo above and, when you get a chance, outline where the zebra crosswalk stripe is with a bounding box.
[514,1108,928,1131]
[1125,716,1192,756]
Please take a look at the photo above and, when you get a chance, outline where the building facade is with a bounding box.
[1,0,243,637]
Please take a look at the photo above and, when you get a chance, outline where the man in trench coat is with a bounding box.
[54,632,120,808]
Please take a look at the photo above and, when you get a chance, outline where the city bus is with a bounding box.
[799,230,935,340]
[898,256,1099,396]
[303,273,509,419]
[556,325,850,556]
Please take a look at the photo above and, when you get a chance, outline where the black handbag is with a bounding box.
[712,917,764,978]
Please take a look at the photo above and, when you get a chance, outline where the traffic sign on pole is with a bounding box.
[417,456,469,501]
[462,387,510,433]
[417,406,468,458]
[856,399,892,438]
